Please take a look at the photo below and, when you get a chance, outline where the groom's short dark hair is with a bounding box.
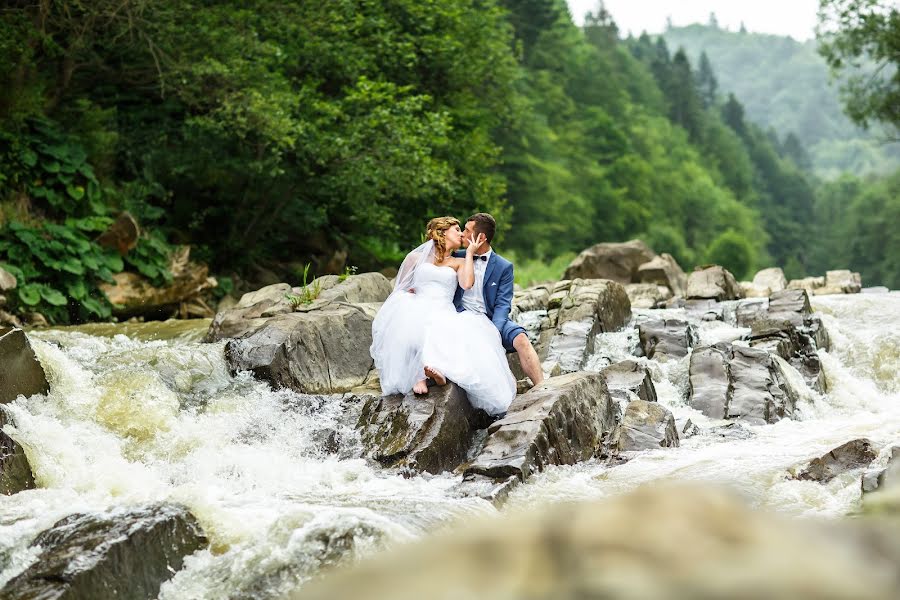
[467,213,496,244]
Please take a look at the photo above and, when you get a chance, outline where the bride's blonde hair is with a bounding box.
[426,216,460,262]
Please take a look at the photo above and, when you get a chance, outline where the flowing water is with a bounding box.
[0,292,898,598]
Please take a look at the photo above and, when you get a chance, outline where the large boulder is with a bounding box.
[752,267,787,293]
[815,270,862,295]
[636,253,687,296]
[637,318,695,361]
[563,240,656,283]
[611,399,679,452]
[543,279,631,372]
[461,372,616,486]
[356,384,486,474]
[792,439,877,483]
[317,273,392,304]
[225,305,374,394]
[512,284,552,313]
[293,484,900,600]
[0,504,207,600]
[205,274,390,342]
[95,211,140,255]
[1,328,49,495]
[687,344,799,424]
[686,265,743,301]
[734,289,829,392]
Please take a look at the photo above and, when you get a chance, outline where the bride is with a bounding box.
[369,216,516,416]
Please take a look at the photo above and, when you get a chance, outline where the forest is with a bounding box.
[1,0,898,323]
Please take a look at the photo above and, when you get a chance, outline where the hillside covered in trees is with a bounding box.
[0,0,897,324]
[662,22,900,178]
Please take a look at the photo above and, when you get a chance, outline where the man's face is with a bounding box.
[463,221,476,246]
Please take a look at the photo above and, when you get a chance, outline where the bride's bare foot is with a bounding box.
[424,366,447,386]
[413,379,428,394]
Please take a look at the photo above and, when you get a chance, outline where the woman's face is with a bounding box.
[444,224,463,250]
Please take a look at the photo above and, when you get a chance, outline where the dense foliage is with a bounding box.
[0,0,897,323]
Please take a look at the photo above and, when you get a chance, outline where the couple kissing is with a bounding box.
[369,213,543,417]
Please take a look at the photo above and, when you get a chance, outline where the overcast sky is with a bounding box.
[566,0,821,41]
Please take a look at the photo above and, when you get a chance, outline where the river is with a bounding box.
[0,291,897,598]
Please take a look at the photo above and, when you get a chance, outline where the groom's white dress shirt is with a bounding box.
[461,250,492,314]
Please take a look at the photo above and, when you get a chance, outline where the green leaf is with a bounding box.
[39,285,68,306]
[66,185,85,200]
[21,149,37,167]
[43,161,61,173]
[60,258,85,275]
[18,284,41,306]
[103,253,124,272]
[67,280,87,300]
[81,296,108,317]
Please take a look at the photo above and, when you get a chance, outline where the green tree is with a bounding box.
[817,0,900,138]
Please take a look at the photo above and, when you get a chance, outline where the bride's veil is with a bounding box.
[391,239,435,295]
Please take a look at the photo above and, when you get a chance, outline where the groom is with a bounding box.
[454,213,544,387]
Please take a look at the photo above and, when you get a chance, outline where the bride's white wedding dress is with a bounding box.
[370,248,516,416]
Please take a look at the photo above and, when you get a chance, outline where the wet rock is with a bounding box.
[637,318,695,360]
[636,253,687,296]
[793,439,877,483]
[0,504,207,600]
[681,419,700,438]
[225,305,374,394]
[0,266,16,291]
[600,360,657,405]
[862,447,900,494]
[624,283,669,309]
[752,267,787,293]
[357,384,485,474]
[684,298,723,321]
[544,279,631,372]
[463,372,615,485]
[728,345,795,424]
[293,483,900,600]
[1,328,50,495]
[687,346,730,419]
[687,344,798,424]
[768,289,811,321]
[0,328,49,404]
[563,239,656,283]
[611,399,678,451]
[815,270,862,295]
[706,422,755,440]
[686,265,743,301]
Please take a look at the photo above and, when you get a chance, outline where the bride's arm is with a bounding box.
[456,233,486,290]
[457,253,476,290]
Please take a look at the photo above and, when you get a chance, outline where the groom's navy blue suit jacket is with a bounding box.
[452,251,525,352]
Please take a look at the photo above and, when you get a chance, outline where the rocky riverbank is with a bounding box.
[1,239,896,599]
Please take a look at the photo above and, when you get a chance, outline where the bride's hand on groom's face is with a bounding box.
[466,233,487,255]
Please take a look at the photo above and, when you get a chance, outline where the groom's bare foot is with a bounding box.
[424,366,447,386]
[413,379,428,394]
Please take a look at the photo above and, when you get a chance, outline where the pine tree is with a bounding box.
[696,51,718,109]
[722,93,747,138]
[781,132,812,171]
[668,48,705,142]
[708,12,719,29]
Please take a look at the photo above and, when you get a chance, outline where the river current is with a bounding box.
[0,291,898,598]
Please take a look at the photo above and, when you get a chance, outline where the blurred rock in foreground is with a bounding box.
[293,483,900,600]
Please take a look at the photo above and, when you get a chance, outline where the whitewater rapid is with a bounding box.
[0,291,897,598]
